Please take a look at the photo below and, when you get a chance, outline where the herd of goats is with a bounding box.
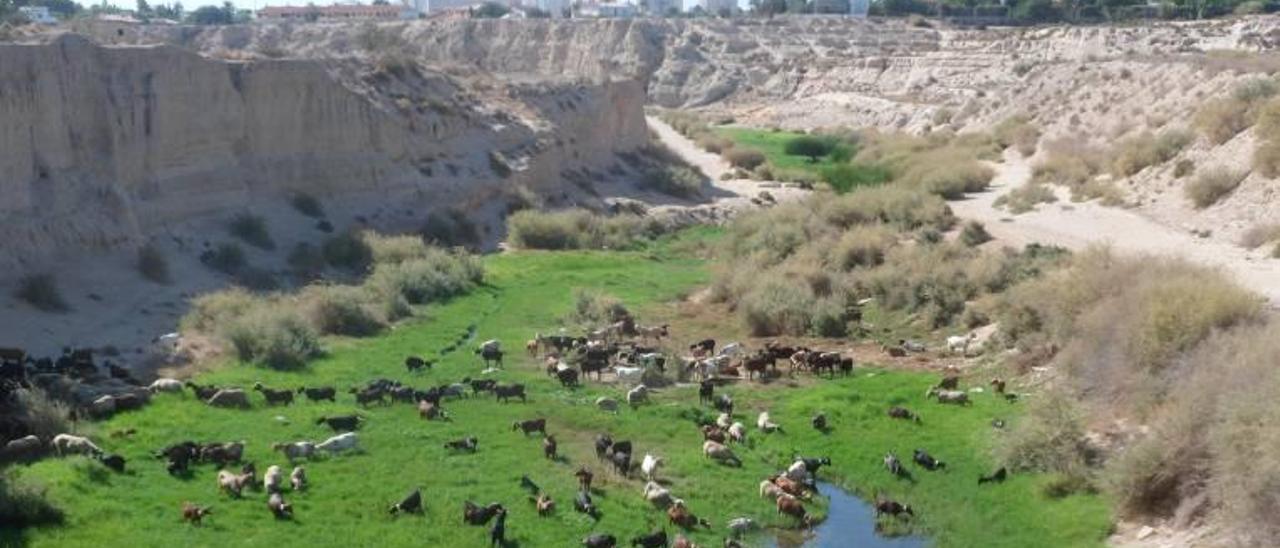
[0,318,1014,547]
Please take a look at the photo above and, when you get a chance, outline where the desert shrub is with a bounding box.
[818,163,891,193]
[421,207,480,247]
[228,213,275,250]
[1185,167,1247,208]
[818,185,956,232]
[15,274,67,312]
[783,135,836,161]
[137,243,170,284]
[903,158,995,199]
[1252,138,1280,177]
[364,233,430,265]
[488,151,513,178]
[1032,140,1104,189]
[1231,77,1278,104]
[368,253,482,305]
[1110,129,1192,177]
[1273,242,1280,258]
[13,388,72,442]
[323,232,373,272]
[287,243,326,280]
[200,242,247,274]
[994,182,1057,213]
[506,209,663,250]
[291,193,324,218]
[722,148,767,170]
[182,287,259,333]
[991,115,1041,156]
[0,473,63,528]
[642,166,704,198]
[998,390,1092,478]
[831,225,896,270]
[302,285,385,337]
[568,288,630,326]
[695,134,734,154]
[1194,98,1253,144]
[224,307,321,369]
[741,276,817,336]
[1239,222,1280,249]
[960,221,993,247]
[1172,158,1195,178]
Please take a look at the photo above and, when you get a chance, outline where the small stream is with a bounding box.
[772,481,928,548]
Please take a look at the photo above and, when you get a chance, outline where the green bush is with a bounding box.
[368,251,483,305]
[997,390,1092,483]
[641,166,704,198]
[291,193,324,218]
[228,213,275,250]
[506,209,665,251]
[225,308,321,370]
[303,285,386,337]
[1186,168,1247,208]
[960,221,993,247]
[137,243,170,284]
[323,232,373,272]
[741,276,817,336]
[722,148,767,170]
[15,274,67,312]
[420,208,480,247]
[568,288,630,326]
[783,135,836,162]
[695,134,734,154]
[201,242,247,274]
[818,163,891,193]
[365,233,431,265]
[0,473,64,528]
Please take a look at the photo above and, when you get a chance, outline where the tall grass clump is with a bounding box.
[960,220,993,247]
[641,166,705,198]
[722,148,767,170]
[302,285,386,337]
[818,163,891,193]
[368,251,483,305]
[1110,129,1192,177]
[0,474,64,528]
[1185,167,1247,208]
[992,115,1041,156]
[567,288,631,327]
[228,213,275,250]
[182,287,259,333]
[506,209,665,250]
[323,231,374,272]
[15,274,68,313]
[997,390,1093,486]
[137,243,170,284]
[420,207,479,247]
[225,307,321,370]
[994,182,1057,213]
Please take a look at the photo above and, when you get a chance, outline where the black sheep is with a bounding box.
[390,488,423,515]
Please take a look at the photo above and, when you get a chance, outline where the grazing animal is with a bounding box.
[715,413,732,430]
[574,490,601,519]
[419,400,447,421]
[316,415,362,432]
[926,388,971,405]
[316,432,359,454]
[712,395,733,416]
[668,500,710,529]
[609,440,633,457]
[756,411,780,433]
[990,378,1007,393]
[272,441,316,461]
[701,425,726,444]
[596,397,619,412]
[494,384,527,403]
[698,381,714,405]
[390,488,423,515]
[876,498,914,518]
[544,435,558,460]
[99,453,126,473]
[979,467,1008,485]
[631,529,668,548]
[594,434,614,460]
[776,494,813,527]
[936,376,960,391]
[290,466,306,491]
[673,536,696,548]
[689,339,715,357]
[575,467,594,491]
[887,406,922,423]
[727,422,746,444]
[519,475,540,495]
[149,378,183,393]
[216,469,254,497]
[838,357,854,376]
[186,382,220,400]
[913,449,945,471]
[512,418,546,435]
[557,368,580,388]
[157,441,199,474]
[637,324,669,342]
[811,413,827,432]
[297,386,336,402]
[797,456,831,476]
[615,366,645,386]
[51,434,102,458]
[759,479,785,501]
[772,475,810,499]
[702,441,741,467]
[263,465,284,493]
[1,435,43,463]
[533,493,555,516]
[785,461,811,483]
[947,333,975,355]
[991,418,1007,429]
[198,441,245,466]
[463,501,505,525]
[405,356,432,372]
[883,345,907,358]
[742,352,771,381]
[206,389,250,409]
[901,339,927,353]
[476,340,504,368]
[268,492,293,519]
[489,508,507,547]
[641,454,664,481]
[253,383,294,405]
[627,385,649,406]
[726,517,757,537]
[181,502,212,525]
[611,451,632,477]
[469,379,498,394]
[583,533,617,548]
[445,436,478,452]
[351,386,386,407]
[644,481,675,509]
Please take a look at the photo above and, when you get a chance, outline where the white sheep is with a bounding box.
[88,395,116,418]
[264,465,283,493]
[626,385,649,406]
[615,366,644,386]
[758,480,785,500]
[927,388,971,405]
[641,454,664,481]
[148,378,184,393]
[51,434,102,458]
[947,333,975,355]
[290,466,307,491]
[785,460,810,483]
[702,441,742,467]
[715,413,732,429]
[728,422,746,444]
[316,432,359,454]
[727,517,757,537]
[757,411,780,433]
[643,480,674,509]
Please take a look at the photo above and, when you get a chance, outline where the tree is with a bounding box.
[136,0,150,15]
[751,0,787,15]
[784,135,835,162]
[188,3,231,24]
[472,1,508,17]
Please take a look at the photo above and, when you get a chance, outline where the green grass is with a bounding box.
[717,128,888,192]
[2,230,1109,548]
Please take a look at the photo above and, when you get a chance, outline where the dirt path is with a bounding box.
[950,150,1280,307]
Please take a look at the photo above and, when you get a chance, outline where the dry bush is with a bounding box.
[997,389,1093,480]
[857,131,997,199]
[992,115,1041,156]
[323,231,374,272]
[960,220,993,247]
[201,242,247,274]
[1173,158,1195,178]
[1185,167,1247,208]
[1110,129,1192,177]
[225,307,321,370]
[568,288,630,327]
[364,233,430,265]
[696,134,734,154]
[13,388,72,442]
[0,473,63,528]
[228,213,275,251]
[642,166,704,198]
[722,148,767,170]
[182,288,259,333]
[1031,139,1107,199]
[15,274,67,313]
[1194,98,1252,144]
[506,209,664,250]
[138,243,170,284]
[830,225,897,270]
[1239,222,1280,249]
[740,274,821,337]
[302,285,386,337]
[291,193,324,218]
[994,182,1057,213]
[421,207,480,248]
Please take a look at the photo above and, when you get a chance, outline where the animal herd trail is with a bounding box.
[950,151,1280,307]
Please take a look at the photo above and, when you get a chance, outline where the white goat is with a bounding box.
[757,411,781,433]
[316,432,359,454]
[263,465,283,493]
[51,434,102,458]
[148,378,184,393]
[641,454,664,481]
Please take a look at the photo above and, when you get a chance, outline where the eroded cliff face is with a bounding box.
[0,34,647,274]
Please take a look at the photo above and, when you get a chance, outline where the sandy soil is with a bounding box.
[951,150,1280,308]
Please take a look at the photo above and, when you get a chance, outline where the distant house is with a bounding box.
[256,4,418,21]
[18,6,59,24]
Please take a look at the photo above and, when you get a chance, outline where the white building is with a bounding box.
[18,6,59,24]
